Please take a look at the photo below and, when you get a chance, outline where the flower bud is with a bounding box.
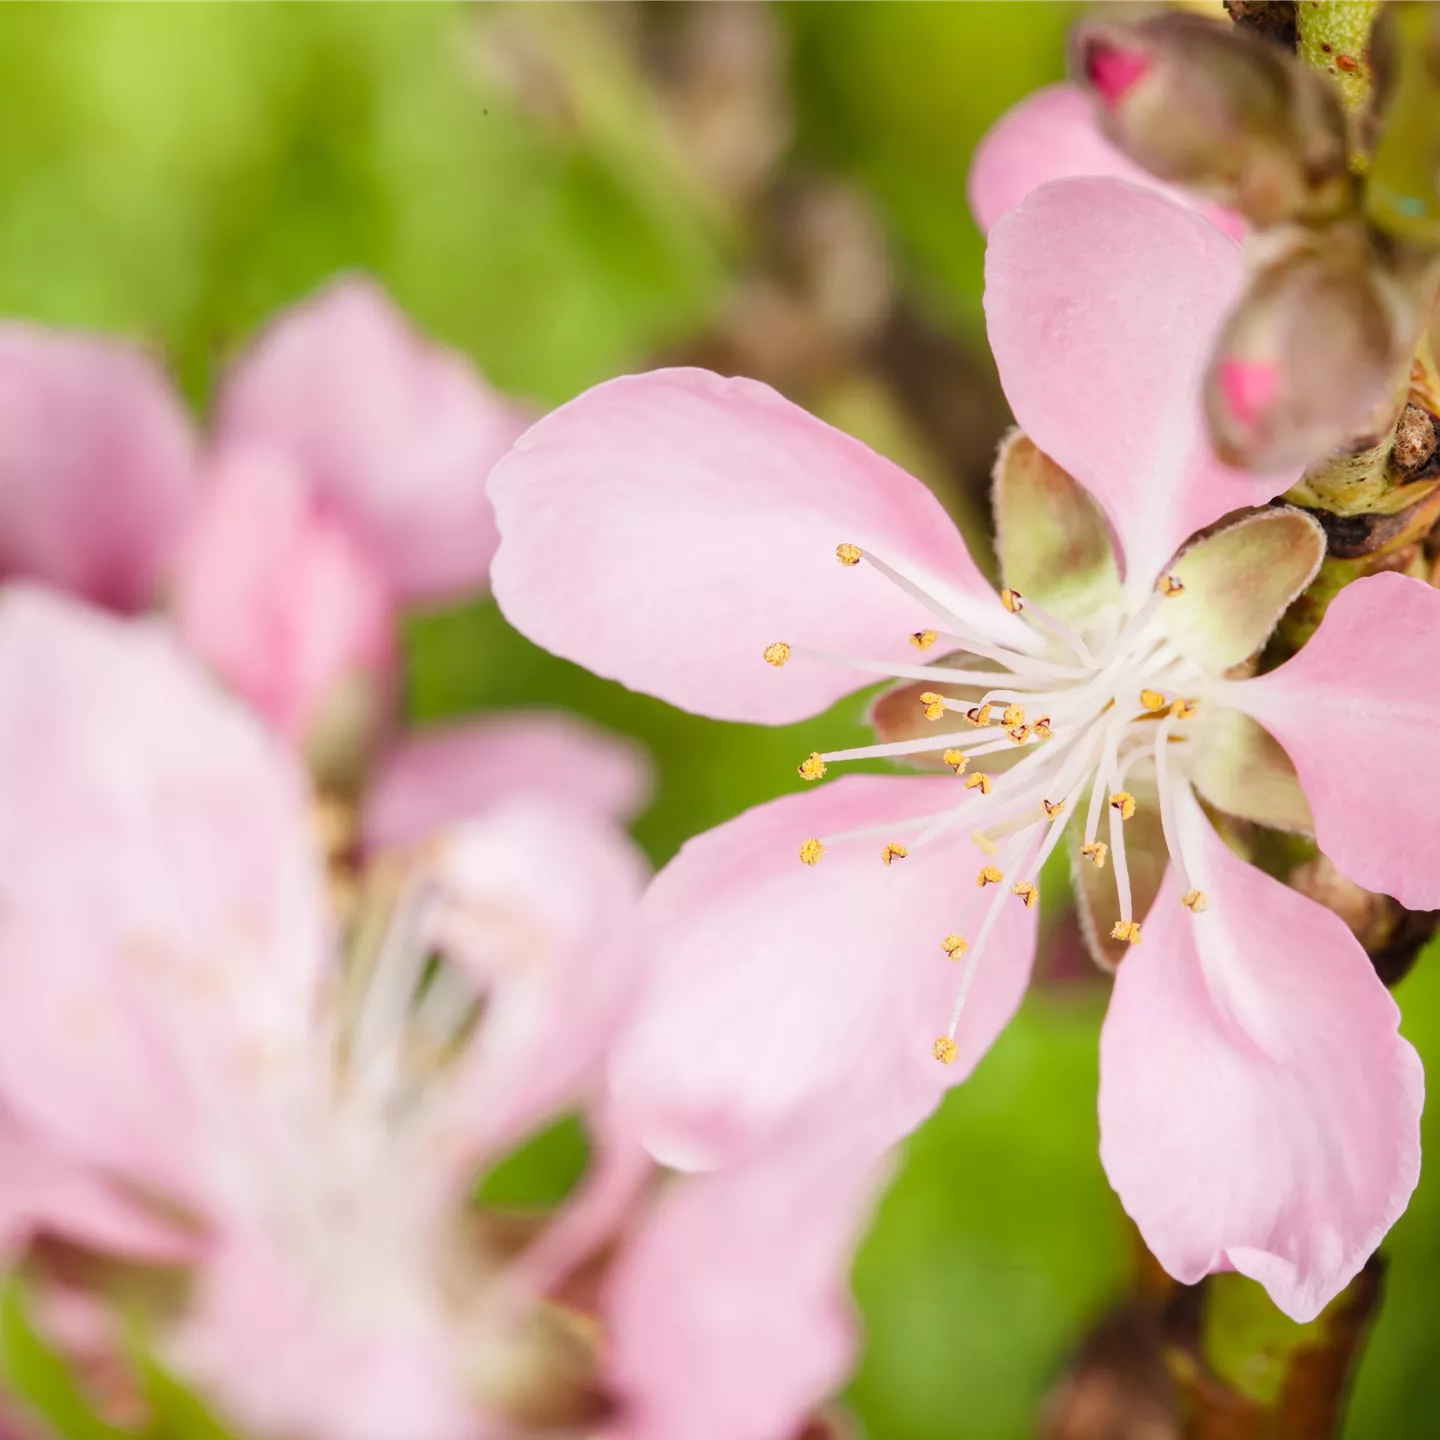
[1205,234,1415,472]
[1072,13,1350,228]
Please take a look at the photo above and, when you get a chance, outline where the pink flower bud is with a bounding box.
[1205,235,1415,472]
[1072,13,1350,228]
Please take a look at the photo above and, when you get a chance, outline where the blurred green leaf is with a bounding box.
[478,1112,592,1211]
[0,1279,128,1440]
[847,992,1127,1440]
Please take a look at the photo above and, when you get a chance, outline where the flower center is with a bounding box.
[768,543,1217,1063]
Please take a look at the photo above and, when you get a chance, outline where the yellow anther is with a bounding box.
[1001,704,1026,727]
[1159,575,1185,597]
[1007,724,1031,746]
[1033,716,1053,739]
[763,641,792,667]
[799,838,825,867]
[1001,588,1024,613]
[910,629,938,651]
[1012,881,1038,909]
[1042,798,1064,818]
[933,1036,959,1065]
[964,771,992,795]
[836,543,863,567]
[881,842,910,866]
[1139,689,1166,712]
[978,865,1004,887]
[1182,889,1209,913]
[942,933,969,960]
[1110,919,1143,945]
[1170,697,1198,720]
[1081,841,1108,869]
[942,748,968,775]
[798,752,827,781]
[1110,791,1136,820]
[965,703,993,727]
[925,701,947,721]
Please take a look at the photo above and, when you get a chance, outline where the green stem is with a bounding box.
[1296,0,1380,167]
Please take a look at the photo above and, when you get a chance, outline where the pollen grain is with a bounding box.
[797,752,827,781]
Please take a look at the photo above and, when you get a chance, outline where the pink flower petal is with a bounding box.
[0,587,330,1214]
[984,178,1286,592]
[606,1114,890,1440]
[0,325,196,612]
[215,276,529,603]
[489,368,1012,725]
[609,776,1039,1170]
[362,711,653,853]
[430,798,651,1160]
[171,447,396,743]
[0,1103,193,1263]
[1099,786,1422,1322]
[969,84,1244,240]
[178,1233,472,1440]
[1232,570,1440,909]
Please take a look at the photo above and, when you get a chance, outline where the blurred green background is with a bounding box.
[2,2,1436,1435]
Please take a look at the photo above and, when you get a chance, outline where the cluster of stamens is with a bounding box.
[767,540,1217,1065]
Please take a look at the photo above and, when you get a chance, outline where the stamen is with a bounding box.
[1081,842,1108,868]
[933,1036,959,1065]
[1001,588,1024,613]
[763,641,791,667]
[965,704,993,727]
[1182,889,1208,912]
[977,865,1004,887]
[911,629,938,651]
[881,843,910,866]
[1001,704,1026,727]
[1042,798,1064,818]
[919,691,947,721]
[1111,919,1142,945]
[799,838,824,866]
[1015,594,1098,667]
[942,933,969,960]
[1007,725,1032,746]
[836,543,863,566]
[1159,575,1185,597]
[1108,794,1135,926]
[943,749,968,775]
[1012,881,1038,908]
[1169,697,1198,720]
[1139,689,1166,712]
[1033,716,1053,739]
[1109,791,1136,820]
[965,772,992,795]
[798,753,827,781]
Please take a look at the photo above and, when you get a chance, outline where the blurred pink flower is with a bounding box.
[486,176,1431,1321]
[0,587,864,1440]
[0,324,197,611]
[173,276,532,749]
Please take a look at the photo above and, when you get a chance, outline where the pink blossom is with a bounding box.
[967,81,1245,240]
[0,324,196,612]
[0,588,861,1439]
[487,175,1430,1321]
[172,276,531,747]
